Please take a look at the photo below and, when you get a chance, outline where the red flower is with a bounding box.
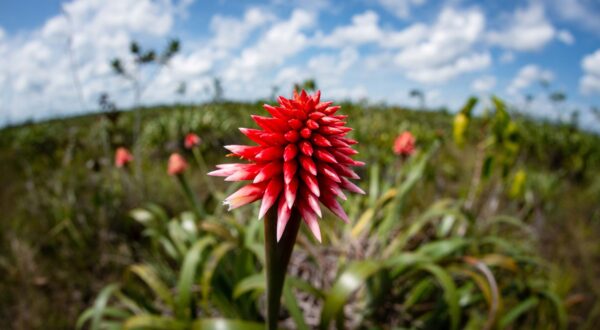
[393,131,416,156]
[168,153,188,175]
[184,133,202,149]
[115,147,133,167]
[209,90,364,242]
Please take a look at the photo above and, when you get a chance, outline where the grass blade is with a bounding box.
[175,237,214,319]
[319,260,381,329]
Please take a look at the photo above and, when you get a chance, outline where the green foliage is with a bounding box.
[1,97,599,328]
[293,79,318,94]
[78,141,567,330]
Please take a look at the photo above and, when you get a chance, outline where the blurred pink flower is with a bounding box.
[393,131,416,156]
[168,153,188,175]
[184,133,202,149]
[115,147,133,167]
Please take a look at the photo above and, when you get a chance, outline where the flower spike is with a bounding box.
[209,90,364,241]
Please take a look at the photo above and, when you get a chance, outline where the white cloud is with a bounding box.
[488,3,555,51]
[376,0,426,19]
[63,0,176,37]
[223,9,316,83]
[581,49,600,77]
[316,10,427,49]
[580,75,600,95]
[580,49,600,95]
[210,8,274,50]
[384,23,428,48]
[364,52,395,71]
[318,11,382,47]
[394,8,484,69]
[557,29,574,45]
[507,64,554,95]
[275,48,359,93]
[394,7,488,83]
[315,8,488,85]
[308,48,359,75]
[0,3,321,122]
[472,75,496,92]
[275,66,308,86]
[406,52,491,84]
[550,0,600,33]
[0,0,195,123]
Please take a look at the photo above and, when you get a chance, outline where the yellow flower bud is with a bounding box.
[453,113,469,147]
[509,169,526,199]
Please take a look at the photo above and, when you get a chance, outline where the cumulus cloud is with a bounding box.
[223,9,316,83]
[557,29,575,45]
[316,10,426,49]
[210,8,275,50]
[376,0,426,19]
[550,0,600,33]
[406,52,491,84]
[487,3,555,51]
[308,48,359,76]
[507,64,554,95]
[471,75,496,92]
[275,66,308,86]
[580,49,600,95]
[318,7,489,84]
[318,11,382,47]
[275,48,359,93]
[384,23,428,49]
[0,0,194,123]
[393,7,488,83]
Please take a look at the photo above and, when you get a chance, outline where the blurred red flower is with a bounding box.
[115,147,133,167]
[393,131,416,156]
[184,133,202,149]
[168,153,188,175]
[209,90,364,242]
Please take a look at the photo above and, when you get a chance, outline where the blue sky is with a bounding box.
[0,0,599,129]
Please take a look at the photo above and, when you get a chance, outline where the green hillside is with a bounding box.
[1,100,599,329]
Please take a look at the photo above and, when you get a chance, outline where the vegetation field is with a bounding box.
[1,98,599,329]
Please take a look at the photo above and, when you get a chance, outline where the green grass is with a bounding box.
[0,100,599,329]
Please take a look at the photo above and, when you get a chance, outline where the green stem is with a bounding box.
[192,148,207,172]
[264,207,301,330]
[192,148,217,193]
[176,173,205,218]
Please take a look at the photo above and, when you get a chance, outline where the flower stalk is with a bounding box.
[176,173,205,218]
[264,207,301,330]
[168,153,205,218]
[207,90,364,328]
[192,148,208,174]
[192,148,218,193]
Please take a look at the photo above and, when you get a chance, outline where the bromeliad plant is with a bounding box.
[209,90,364,329]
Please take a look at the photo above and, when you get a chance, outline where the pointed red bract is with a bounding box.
[209,90,364,242]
